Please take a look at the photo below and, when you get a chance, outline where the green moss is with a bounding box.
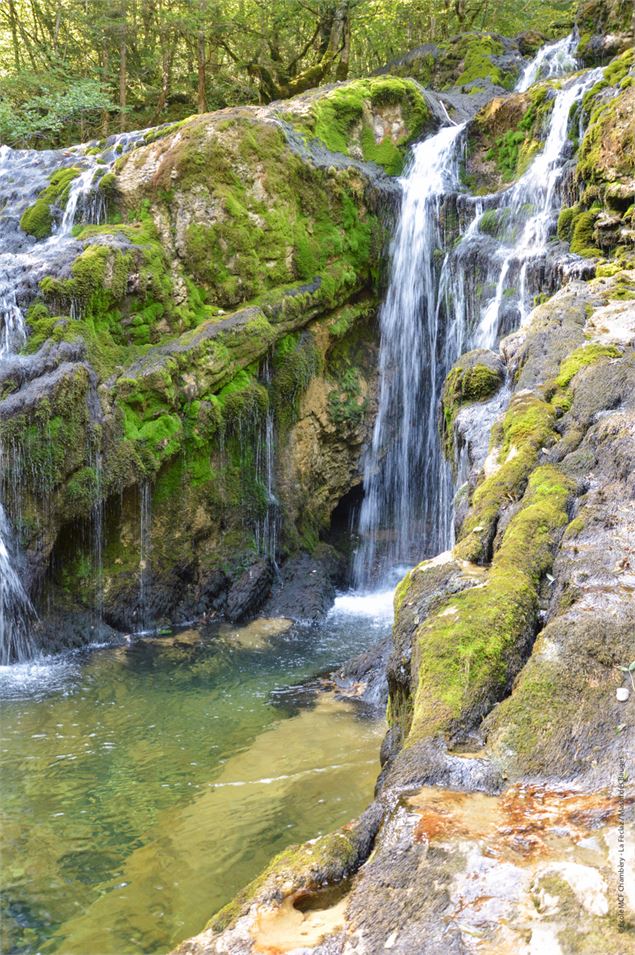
[20,166,81,239]
[97,171,118,199]
[442,360,503,459]
[570,209,601,257]
[478,208,510,238]
[455,34,505,87]
[0,366,93,521]
[209,825,361,934]
[408,464,572,743]
[470,83,555,189]
[557,205,576,242]
[554,343,620,388]
[271,331,320,430]
[307,77,430,173]
[393,567,414,615]
[166,120,378,308]
[455,393,556,563]
[327,366,367,426]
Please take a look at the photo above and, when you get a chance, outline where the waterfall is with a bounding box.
[354,41,598,589]
[138,481,152,633]
[353,123,466,587]
[255,355,280,569]
[451,66,602,352]
[0,502,36,664]
[0,131,143,661]
[515,33,577,93]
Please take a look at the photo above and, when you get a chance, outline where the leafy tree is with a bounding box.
[0,0,575,148]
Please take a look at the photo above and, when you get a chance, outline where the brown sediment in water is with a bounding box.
[218,617,294,649]
[409,784,631,861]
[251,886,349,953]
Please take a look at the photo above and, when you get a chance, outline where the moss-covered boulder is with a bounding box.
[278,76,433,175]
[20,166,81,239]
[2,83,402,642]
[374,32,523,94]
[576,0,634,65]
[441,348,505,458]
[558,48,635,259]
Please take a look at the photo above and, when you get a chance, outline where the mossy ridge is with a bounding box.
[19,167,81,239]
[289,76,431,175]
[382,32,520,92]
[566,53,635,259]
[576,0,635,65]
[404,463,572,745]
[396,337,627,747]
[442,358,504,458]
[207,820,367,935]
[35,216,194,377]
[454,336,623,564]
[141,117,380,309]
[453,33,507,88]
[454,393,557,563]
[552,342,621,388]
[481,612,634,779]
[0,366,96,536]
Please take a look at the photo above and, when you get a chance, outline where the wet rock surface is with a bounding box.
[225,560,274,623]
[261,550,340,622]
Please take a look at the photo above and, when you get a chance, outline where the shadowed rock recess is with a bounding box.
[165,9,634,955]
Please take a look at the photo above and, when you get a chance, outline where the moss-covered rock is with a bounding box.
[406,464,572,744]
[374,32,521,93]
[281,76,433,175]
[576,0,634,65]
[565,53,635,258]
[442,348,505,458]
[2,85,392,640]
[463,82,557,191]
[20,167,81,239]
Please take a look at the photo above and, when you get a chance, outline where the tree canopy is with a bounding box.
[0,0,574,148]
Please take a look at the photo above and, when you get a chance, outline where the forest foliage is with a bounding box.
[1,0,574,148]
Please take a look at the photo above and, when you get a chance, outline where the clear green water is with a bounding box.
[0,601,390,955]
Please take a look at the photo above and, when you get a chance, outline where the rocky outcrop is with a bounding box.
[374,31,526,96]
[1,78,424,645]
[576,0,634,65]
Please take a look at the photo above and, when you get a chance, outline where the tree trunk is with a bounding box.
[197,0,207,113]
[119,1,127,133]
[7,0,21,71]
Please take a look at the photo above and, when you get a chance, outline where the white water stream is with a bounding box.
[354,35,598,588]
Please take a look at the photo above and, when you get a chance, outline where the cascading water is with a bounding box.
[255,355,280,569]
[457,67,603,350]
[0,501,36,664]
[515,32,577,93]
[353,123,466,587]
[354,37,598,589]
[0,131,144,661]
